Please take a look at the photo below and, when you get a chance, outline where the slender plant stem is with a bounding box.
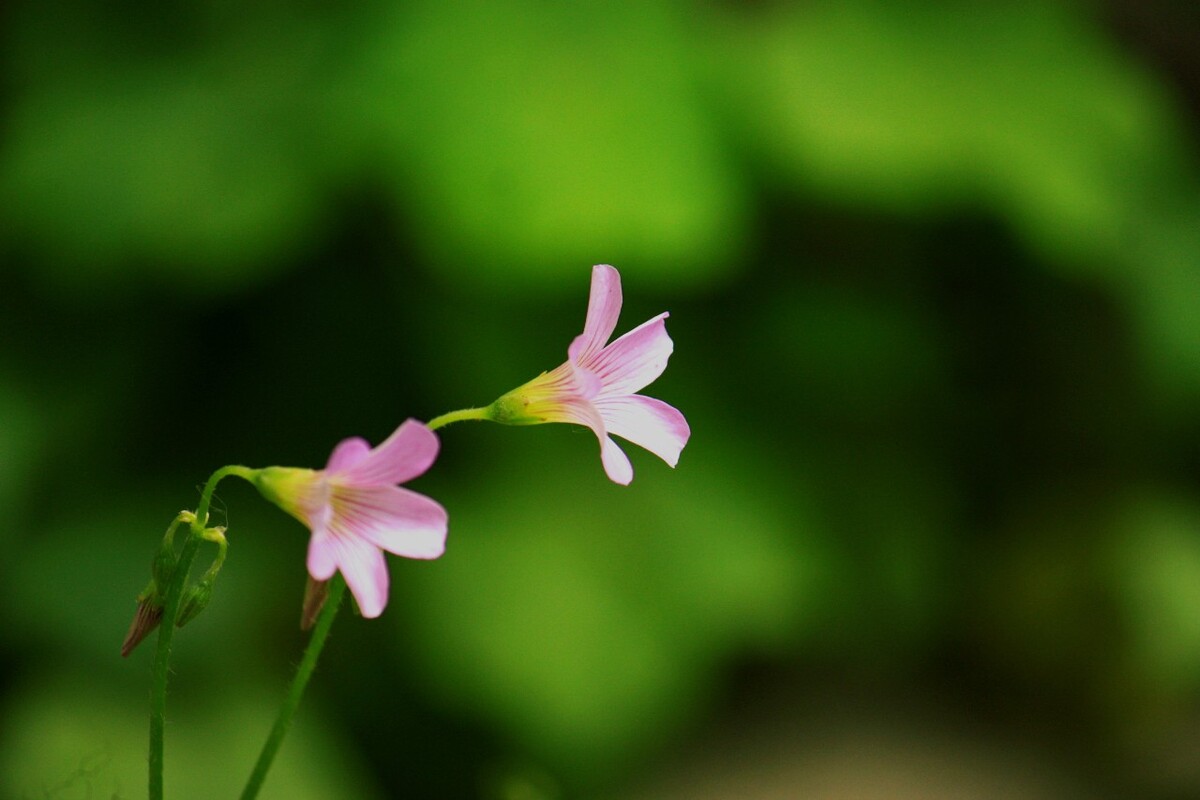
[240,575,347,800]
[427,406,490,431]
[148,464,255,800]
[195,465,257,525]
[147,534,200,800]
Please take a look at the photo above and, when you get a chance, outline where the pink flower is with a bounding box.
[252,419,447,618]
[489,264,690,485]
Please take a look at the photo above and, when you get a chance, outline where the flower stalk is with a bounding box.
[239,575,347,800]
[426,407,489,431]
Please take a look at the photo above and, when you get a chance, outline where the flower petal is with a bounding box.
[331,485,448,559]
[308,529,390,618]
[306,529,339,581]
[334,537,390,618]
[567,361,603,400]
[587,313,673,396]
[337,419,440,486]
[567,265,623,363]
[601,436,634,485]
[556,398,635,485]
[325,437,371,472]
[595,395,690,467]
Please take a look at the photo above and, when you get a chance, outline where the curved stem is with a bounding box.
[426,406,490,431]
[194,465,257,527]
[240,575,347,800]
[148,464,255,800]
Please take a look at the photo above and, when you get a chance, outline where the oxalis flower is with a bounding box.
[488,264,690,485]
[252,419,447,618]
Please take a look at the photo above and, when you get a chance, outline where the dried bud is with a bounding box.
[121,595,164,657]
[301,577,330,631]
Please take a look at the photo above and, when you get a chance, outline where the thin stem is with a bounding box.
[148,464,255,800]
[147,533,200,800]
[194,465,256,527]
[426,406,490,431]
[240,576,347,800]
[158,511,191,563]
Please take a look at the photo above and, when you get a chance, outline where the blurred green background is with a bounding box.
[2,1,1200,798]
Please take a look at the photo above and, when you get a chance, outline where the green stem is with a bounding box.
[194,465,257,526]
[426,406,490,431]
[147,534,199,800]
[240,576,347,800]
[148,464,255,800]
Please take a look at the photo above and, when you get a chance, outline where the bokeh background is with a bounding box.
[2,1,1200,798]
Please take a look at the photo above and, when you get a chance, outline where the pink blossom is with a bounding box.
[490,264,690,484]
[253,419,447,618]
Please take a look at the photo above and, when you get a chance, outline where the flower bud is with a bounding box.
[176,525,227,628]
[176,579,214,628]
